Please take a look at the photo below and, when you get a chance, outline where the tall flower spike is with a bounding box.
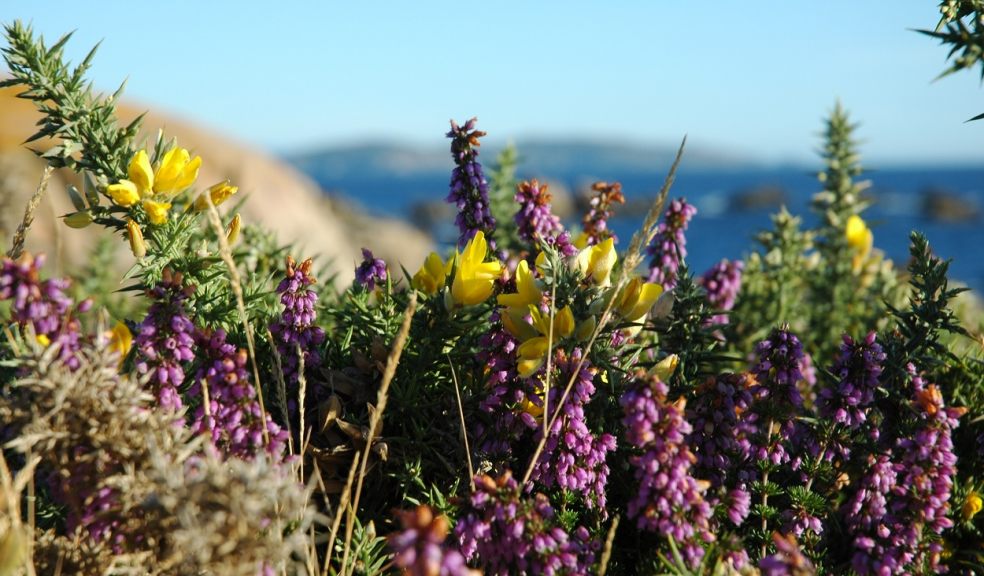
[750,327,807,466]
[514,179,576,256]
[447,117,496,248]
[133,269,196,411]
[620,371,715,568]
[529,349,616,511]
[646,198,697,289]
[817,332,885,431]
[270,256,326,410]
[190,329,289,462]
[580,181,625,247]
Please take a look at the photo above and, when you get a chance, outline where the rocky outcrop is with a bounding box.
[0,86,432,285]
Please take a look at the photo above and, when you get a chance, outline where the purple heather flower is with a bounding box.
[190,329,289,462]
[646,198,696,289]
[0,253,86,369]
[270,256,326,401]
[514,180,576,257]
[354,248,388,291]
[528,349,616,511]
[698,259,743,325]
[620,372,714,568]
[447,117,496,248]
[759,533,816,576]
[817,332,885,430]
[843,365,963,575]
[581,181,625,246]
[454,472,597,575]
[389,505,479,576]
[687,373,757,490]
[474,310,539,456]
[749,327,806,466]
[133,269,196,411]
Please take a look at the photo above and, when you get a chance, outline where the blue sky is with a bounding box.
[7,2,984,164]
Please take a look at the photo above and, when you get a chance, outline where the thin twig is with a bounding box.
[297,342,307,480]
[324,456,360,576]
[202,195,271,448]
[7,166,53,259]
[340,292,416,576]
[521,138,686,488]
[448,355,475,490]
[543,282,557,434]
[266,327,294,456]
[597,515,620,576]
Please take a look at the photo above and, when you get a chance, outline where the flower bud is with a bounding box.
[63,211,93,229]
[226,213,242,245]
[127,220,146,259]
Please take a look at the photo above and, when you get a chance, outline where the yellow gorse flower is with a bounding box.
[194,180,239,212]
[846,214,873,271]
[412,252,451,295]
[963,491,983,521]
[615,276,664,336]
[154,147,202,196]
[450,231,502,306]
[107,148,202,224]
[576,237,617,286]
[654,354,679,381]
[497,260,542,309]
[106,180,141,207]
[107,321,133,363]
[142,199,172,225]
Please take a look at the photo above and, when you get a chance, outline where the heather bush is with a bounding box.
[1,10,983,576]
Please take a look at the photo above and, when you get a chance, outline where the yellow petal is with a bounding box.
[127,220,146,259]
[107,320,133,360]
[106,180,140,207]
[501,306,539,341]
[413,252,447,295]
[142,199,172,225]
[554,305,574,338]
[576,237,616,286]
[154,147,200,195]
[195,180,238,211]
[36,334,51,347]
[654,354,679,381]
[575,316,597,341]
[497,260,542,308]
[128,150,154,196]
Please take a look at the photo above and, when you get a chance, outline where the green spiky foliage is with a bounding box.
[487,143,522,253]
[921,0,984,119]
[730,207,814,347]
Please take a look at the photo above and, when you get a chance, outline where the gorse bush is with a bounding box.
[1,14,983,576]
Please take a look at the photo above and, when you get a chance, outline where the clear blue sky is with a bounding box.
[7,1,984,164]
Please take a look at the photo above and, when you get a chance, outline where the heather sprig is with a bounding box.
[133,268,196,411]
[354,248,388,292]
[270,255,326,406]
[619,371,715,568]
[580,181,625,247]
[447,117,496,248]
[646,198,696,290]
[514,179,576,257]
[454,472,598,575]
[190,328,289,462]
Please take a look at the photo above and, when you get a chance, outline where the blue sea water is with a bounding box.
[304,166,984,293]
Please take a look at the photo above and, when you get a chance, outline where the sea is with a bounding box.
[299,165,984,294]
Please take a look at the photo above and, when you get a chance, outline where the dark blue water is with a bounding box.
[303,166,984,293]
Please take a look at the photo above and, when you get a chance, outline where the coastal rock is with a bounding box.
[921,187,981,222]
[728,185,788,212]
[0,86,432,285]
